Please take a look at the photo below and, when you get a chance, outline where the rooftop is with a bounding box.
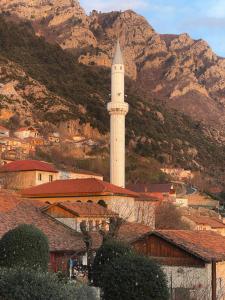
[127,183,172,193]
[0,125,9,132]
[186,215,225,228]
[0,160,58,173]
[0,199,86,252]
[138,230,225,262]
[21,178,138,198]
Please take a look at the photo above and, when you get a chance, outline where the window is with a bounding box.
[98,200,107,208]
[49,175,53,182]
[38,173,42,181]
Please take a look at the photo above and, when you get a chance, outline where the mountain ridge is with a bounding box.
[0,1,225,185]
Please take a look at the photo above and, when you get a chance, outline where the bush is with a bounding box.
[0,224,49,271]
[91,239,132,287]
[102,254,169,300]
[0,267,98,300]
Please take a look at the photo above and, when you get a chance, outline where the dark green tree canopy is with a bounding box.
[91,239,132,287]
[0,267,97,300]
[102,254,169,300]
[0,224,49,271]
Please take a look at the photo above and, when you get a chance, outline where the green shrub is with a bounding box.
[91,239,132,287]
[0,267,98,300]
[102,254,169,300]
[0,224,49,271]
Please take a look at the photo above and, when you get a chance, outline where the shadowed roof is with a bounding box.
[0,160,58,173]
[21,178,138,198]
[136,230,225,262]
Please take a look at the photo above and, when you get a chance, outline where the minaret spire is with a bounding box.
[113,39,124,65]
[107,40,129,188]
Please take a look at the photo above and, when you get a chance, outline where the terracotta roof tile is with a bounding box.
[21,178,138,197]
[0,125,9,132]
[146,230,225,262]
[0,200,86,252]
[127,183,172,193]
[0,189,22,212]
[186,215,225,228]
[0,160,58,173]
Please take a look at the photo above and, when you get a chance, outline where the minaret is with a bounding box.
[107,40,129,188]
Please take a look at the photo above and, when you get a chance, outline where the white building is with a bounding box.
[14,127,39,139]
[0,125,9,137]
[107,40,129,188]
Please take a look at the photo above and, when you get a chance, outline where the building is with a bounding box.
[128,183,176,201]
[183,215,225,236]
[0,189,151,273]
[21,178,138,222]
[42,202,118,232]
[187,192,219,210]
[132,230,225,300]
[0,160,59,190]
[107,40,129,188]
[14,127,39,139]
[0,125,9,137]
[59,169,103,181]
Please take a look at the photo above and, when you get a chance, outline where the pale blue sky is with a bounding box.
[80,0,225,57]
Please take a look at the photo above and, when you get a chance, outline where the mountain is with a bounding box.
[2,1,225,133]
[0,1,225,185]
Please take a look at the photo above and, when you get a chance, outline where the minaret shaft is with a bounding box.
[107,41,128,188]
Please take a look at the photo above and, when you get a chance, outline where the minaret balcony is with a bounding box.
[107,102,129,115]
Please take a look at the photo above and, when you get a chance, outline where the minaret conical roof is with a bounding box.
[113,39,124,65]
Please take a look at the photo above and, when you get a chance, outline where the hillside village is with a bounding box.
[1,1,225,300]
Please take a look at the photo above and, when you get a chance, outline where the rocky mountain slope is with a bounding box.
[0,1,225,184]
[2,0,225,134]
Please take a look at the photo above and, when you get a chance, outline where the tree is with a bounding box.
[91,239,132,288]
[155,202,190,229]
[102,254,169,300]
[0,267,98,300]
[0,224,49,271]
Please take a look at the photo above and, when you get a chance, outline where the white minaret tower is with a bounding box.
[107,40,129,188]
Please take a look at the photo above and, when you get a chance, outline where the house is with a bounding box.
[59,169,103,181]
[48,132,60,143]
[42,202,118,232]
[132,230,225,299]
[0,160,59,190]
[0,189,151,273]
[0,125,9,137]
[21,178,139,222]
[187,192,219,210]
[127,183,176,200]
[14,127,39,139]
[183,215,225,236]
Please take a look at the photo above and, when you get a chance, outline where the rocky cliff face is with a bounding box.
[1,0,225,132]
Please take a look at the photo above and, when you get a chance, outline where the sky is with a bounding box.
[80,0,225,57]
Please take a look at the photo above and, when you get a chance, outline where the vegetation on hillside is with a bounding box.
[0,16,225,182]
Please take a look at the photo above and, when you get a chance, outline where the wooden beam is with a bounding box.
[212,261,216,300]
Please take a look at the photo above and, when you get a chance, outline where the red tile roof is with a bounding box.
[127,183,172,193]
[186,215,225,229]
[21,178,139,198]
[15,127,37,132]
[0,189,22,212]
[138,230,225,262]
[45,202,118,217]
[0,160,58,173]
[0,125,9,132]
[0,199,86,252]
